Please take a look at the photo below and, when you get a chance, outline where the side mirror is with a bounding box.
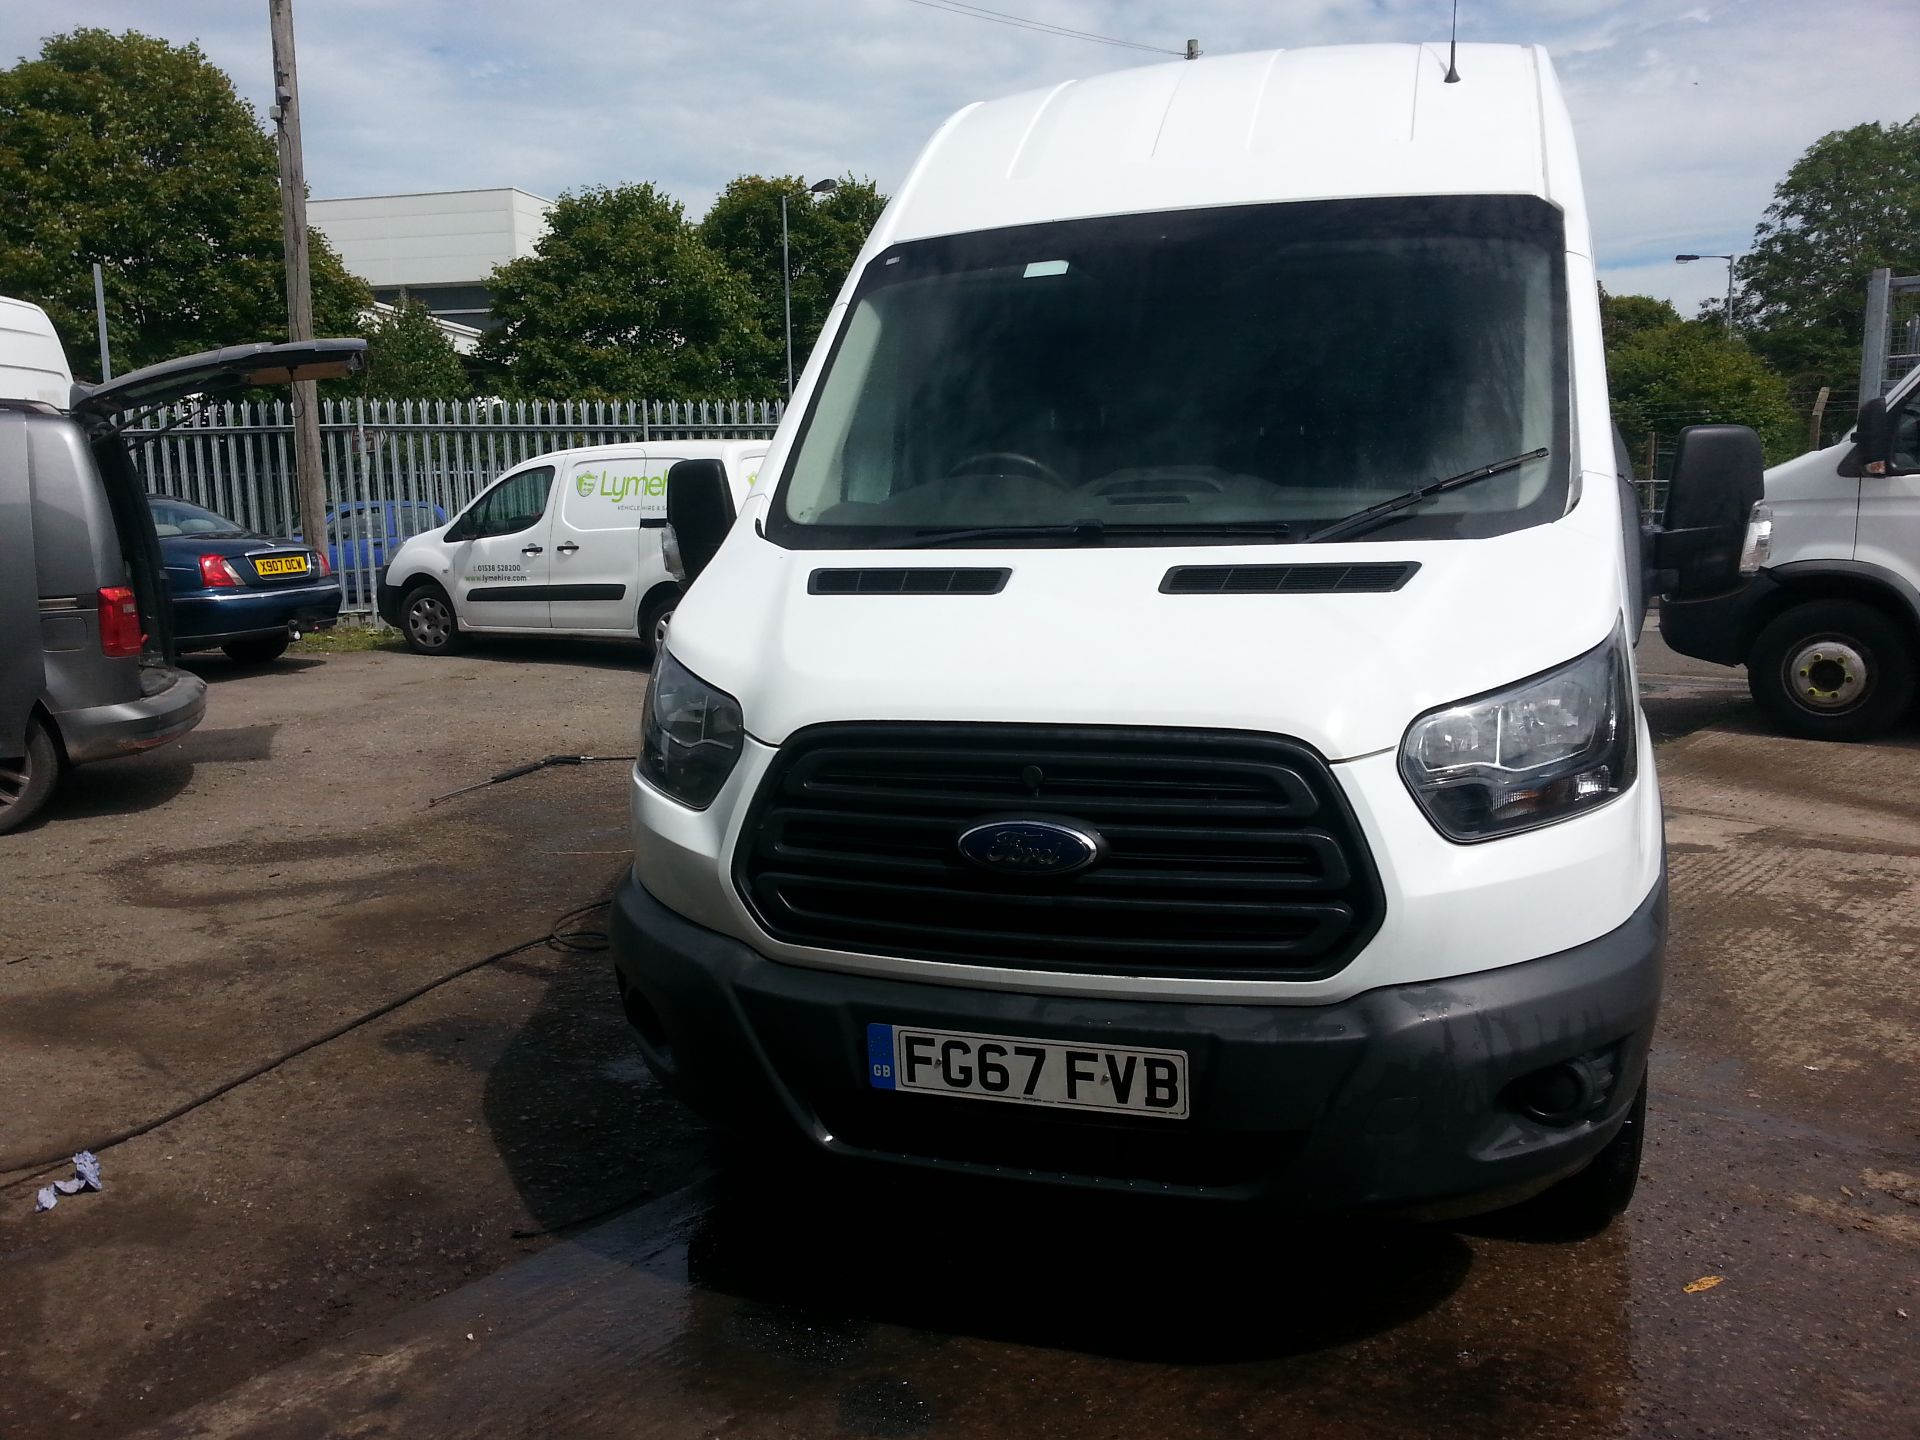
[665,459,736,585]
[1652,424,1765,601]
[444,514,471,543]
[1854,397,1891,475]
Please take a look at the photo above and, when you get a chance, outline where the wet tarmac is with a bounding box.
[137,633,1920,1440]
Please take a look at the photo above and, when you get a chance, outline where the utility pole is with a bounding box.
[1675,252,1737,338]
[91,263,111,381]
[269,0,327,548]
[782,177,839,397]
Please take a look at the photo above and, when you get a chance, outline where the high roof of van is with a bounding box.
[880,43,1589,256]
[0,297,74,407]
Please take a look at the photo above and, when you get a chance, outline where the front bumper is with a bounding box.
[1658,574,1782,667]
[54,665,207,765]
[610,873,1666,1209]
[170,580,343,649]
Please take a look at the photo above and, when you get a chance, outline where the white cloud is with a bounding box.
[5,0,1916,308]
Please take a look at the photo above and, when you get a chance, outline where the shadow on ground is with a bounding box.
[439,634,651,674]
[178,655,328,684]
[475,877,712,1243]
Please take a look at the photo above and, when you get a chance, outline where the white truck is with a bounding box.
[1662,365,1920,739]
[610,43,1765,1229]
[378,439,766,656]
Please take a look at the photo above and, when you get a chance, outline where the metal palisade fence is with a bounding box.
[128,397,783,613]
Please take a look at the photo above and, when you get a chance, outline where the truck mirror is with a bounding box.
[1853,396,1891,475]
[1652,424,1764,601]
[665,459,736,585]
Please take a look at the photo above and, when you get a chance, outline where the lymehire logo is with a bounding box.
[574,469,669,503]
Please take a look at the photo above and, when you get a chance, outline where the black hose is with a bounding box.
[0,897,614,1188]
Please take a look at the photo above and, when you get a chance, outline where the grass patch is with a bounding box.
[292,623,404,654]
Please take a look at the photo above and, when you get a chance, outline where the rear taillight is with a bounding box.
[312,549,332,576]
[97,587,144,658]
[199,553,243,588]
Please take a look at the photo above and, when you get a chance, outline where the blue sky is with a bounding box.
[10,1,1917,313]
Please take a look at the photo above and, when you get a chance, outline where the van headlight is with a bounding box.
[1739,501,1773,577]
[640,651,743,809]
[1399,624,1637,842]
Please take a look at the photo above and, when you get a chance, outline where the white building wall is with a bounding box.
[310,188,553,292]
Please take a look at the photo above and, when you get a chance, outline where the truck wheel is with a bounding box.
[638,589,679,660]
[1747,599,1915,740]
[222,634,292,665]
[400,582,463,656]
[1505,1077,1646,1236]
[0,715,61,836]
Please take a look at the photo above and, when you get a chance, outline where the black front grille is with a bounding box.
[735,725,1383,981]
[1161,562,1419,594]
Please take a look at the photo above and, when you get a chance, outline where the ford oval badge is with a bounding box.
[956,819,1102,876]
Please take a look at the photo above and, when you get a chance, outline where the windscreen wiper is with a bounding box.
[1305,448,1551,545]
[906,519,1109,548]
[904,518,1292,548]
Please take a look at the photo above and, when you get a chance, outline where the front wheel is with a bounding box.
[638,589,680,660]
[221,633,291,665]
[400,583,463,656]
[1747,598,1915,740]
[1499,1078,1646,1237]
[0,714,61,835]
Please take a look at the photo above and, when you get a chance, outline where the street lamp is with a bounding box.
[783,177,840,395]
[1675,253,1737,338]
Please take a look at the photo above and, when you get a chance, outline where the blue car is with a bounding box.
[303,500,448,601]
[152,497,343,664]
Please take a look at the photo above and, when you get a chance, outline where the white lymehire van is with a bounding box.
[610,45,1765,1227]
[377,439,765,655]
[1663,363,1920,739]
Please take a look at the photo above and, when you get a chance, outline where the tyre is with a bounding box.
[638,588,680,660]
[1747,598,1916,741]
[1504,1077,1646,1236]
[400,582,462,656]
[221,633,291,665]
[0,714,61,836]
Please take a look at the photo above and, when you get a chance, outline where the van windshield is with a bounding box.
[768,196,1568,549]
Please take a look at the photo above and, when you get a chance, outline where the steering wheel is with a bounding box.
[944,451,1072,489]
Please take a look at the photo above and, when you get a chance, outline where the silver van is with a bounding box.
[0,297,362,833]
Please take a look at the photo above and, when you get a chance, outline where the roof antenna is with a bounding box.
[1444,0,1461,82]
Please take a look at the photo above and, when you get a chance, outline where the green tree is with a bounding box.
[478,184,763,397]
[0,28,368,381]
[699,175,888,392]
[1608,318,1802,468]
[1599,289,1683,349]
[1739,117,1920,407]
[357,300,470,399]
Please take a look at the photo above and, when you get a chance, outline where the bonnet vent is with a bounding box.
[809,568,1010,595]
[1161,563,1419,595]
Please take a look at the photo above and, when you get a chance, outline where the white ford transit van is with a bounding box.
[1663,364,1920,740]
[610,45,1765,1227]
[378,439,765,655]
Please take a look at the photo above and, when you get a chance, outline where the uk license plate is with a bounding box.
[866,1023,1189,1119]
[254,555,309,577]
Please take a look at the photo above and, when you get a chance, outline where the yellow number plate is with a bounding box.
[255,555,309,576]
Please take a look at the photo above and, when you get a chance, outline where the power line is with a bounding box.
[898,0,1185,57]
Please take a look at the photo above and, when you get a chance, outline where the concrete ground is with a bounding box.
[2,628,1916,1438]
